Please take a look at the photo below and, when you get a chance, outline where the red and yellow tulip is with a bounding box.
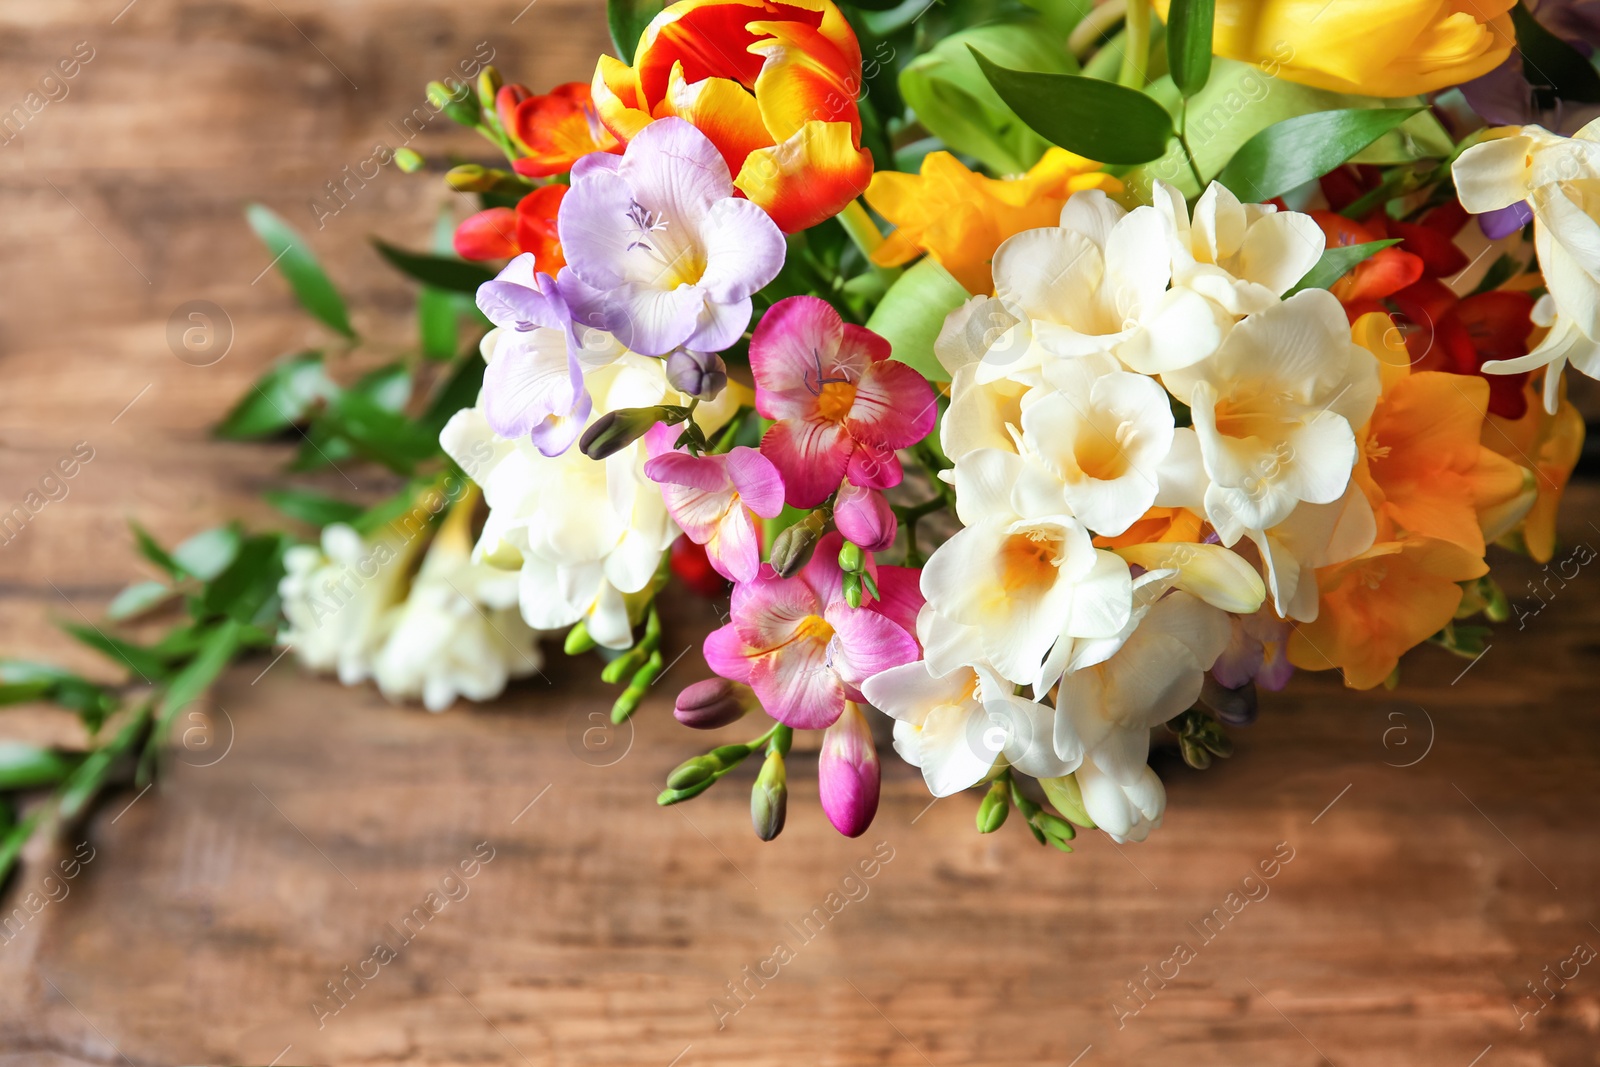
[592,0,874,233]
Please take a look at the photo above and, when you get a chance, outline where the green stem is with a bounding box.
[837,200,902,285]
[1177,100,1206,192]
[1119,0,1151,89]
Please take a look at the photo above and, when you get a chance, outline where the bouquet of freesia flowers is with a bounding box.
[8,0,1597,879]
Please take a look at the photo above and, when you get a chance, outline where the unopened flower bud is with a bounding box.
[834,483,896,553]
[1200,674,1258,727]
[494,83,533,137]
[768,508,829,578]
[446,164,521,194]
[976,776,1010,834]
[1039,774,1096,828]
[393,147,425,173]
[674,678,758,730]
[579,406,666,460]
[427,80,479,127]
[476,67,504,114]
[667,754,721,791]
[665,349,728,401]
[838,540,864,573]
[818,702,880,838]
[751,750,788,841]
[842,570,863,609]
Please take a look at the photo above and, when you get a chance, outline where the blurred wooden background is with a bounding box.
[1,2,1599,1064]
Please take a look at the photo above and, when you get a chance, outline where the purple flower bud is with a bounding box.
[833,482,896,553]
[818,702,880,838]
[674,678,757,730]
[1477,200,1532,241]
[665,349,729,401]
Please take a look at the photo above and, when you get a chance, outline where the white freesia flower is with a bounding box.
[1162,289,1380,541]
[1057,588,1231,842]
[1077,760,1167,844]
[442,329,744,649]
[920,449,1132,692]
[1151,180,1325,315]
[1248,483,1377,623]
[1453,121,1600,412]
[863,657,1070,798]
[278,523,417,686]
[1017,354,1175,536]
[371,501,543,713]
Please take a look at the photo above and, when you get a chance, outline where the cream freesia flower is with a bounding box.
[1016,354,1175,536]
[919,448,1133,692]
[1151,180,1326,316]
[1453,121,1600,412]
[278,523,419,686]
[442,329,745,648]
[1162,289,1381,541]
[371,495,543,713]
[862,655,1070,798]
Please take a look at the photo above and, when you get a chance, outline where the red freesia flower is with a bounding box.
[496,82,620,178]
[454,184,567,272]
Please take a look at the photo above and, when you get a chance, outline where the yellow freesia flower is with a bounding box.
[1153,0,1516,97]
[864,148,1122,295]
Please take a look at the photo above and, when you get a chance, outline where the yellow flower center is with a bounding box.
[998,530,1061,593]
[816,380,858,422]
[1075,419,1136,480]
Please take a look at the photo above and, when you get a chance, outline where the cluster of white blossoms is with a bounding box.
[277,500,543,714]
[868,182,1389,841]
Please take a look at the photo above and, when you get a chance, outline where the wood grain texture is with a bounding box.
[2,2,1600,1065]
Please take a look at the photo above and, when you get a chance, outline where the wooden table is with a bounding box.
[2,2,1599,1064]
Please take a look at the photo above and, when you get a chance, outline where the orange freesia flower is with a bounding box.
[1484,377,1586,563]
[497,82,620,178]
[1288,537,1488,690]
[454,184,567,271]
[865,149,1123,295]
[1093,506,1205,550]
[591,0,874,233]
[1288,314,1528,689]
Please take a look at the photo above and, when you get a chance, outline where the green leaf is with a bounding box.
[215,352,337,440]
[899,25,1080,175]
[0,743,79,791]
[1285,239,1403,297]
[107,580,176,623]
[200,534,287,624]
[246,204,355,338]
[172,526,242,582]
[0,661,119,731]
[323,391,440,474]
[864,258,973,383]
[350,363,414,413]
[970,47,1175,165]
[1166,0,1214,98]
[60,623,167,683]
[1512,1,1600,106]
[158,621,245,721]
[608,0,665,64]
[372,239,495,295]
[126,519,182,579]
[1217,107,1421,202]
[263,488,363,528]
[422,355,487,437]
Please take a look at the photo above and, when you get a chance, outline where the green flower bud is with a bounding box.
[751,751,788,841]
[1039,774,1096,829]
[1179,736,1213,770]
[768,508,830,579]
[476,66,504,114]
[445,164,523,193]
[579,406,669,460]
[976,777,1010,834]
[564,620,596,655]
[838,540,864,573]
[667,755,721,791]
[427,80,480,127]
[843,570,863,609]
[393,148,425,173]
[1034,812,1076,843]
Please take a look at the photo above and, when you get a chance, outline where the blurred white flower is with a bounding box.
[278,523,416,686]
[371,499,543,713]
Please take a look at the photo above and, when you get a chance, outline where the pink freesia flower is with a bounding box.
[819,702,881,838]
[833,482,897,553]
[751,296,938,509]
[704,533,922,730]
[643,423,785,584]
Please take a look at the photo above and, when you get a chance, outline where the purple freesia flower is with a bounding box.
[475,253,619,457]
[556,118,786,357]
[1461,0,1600,133]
